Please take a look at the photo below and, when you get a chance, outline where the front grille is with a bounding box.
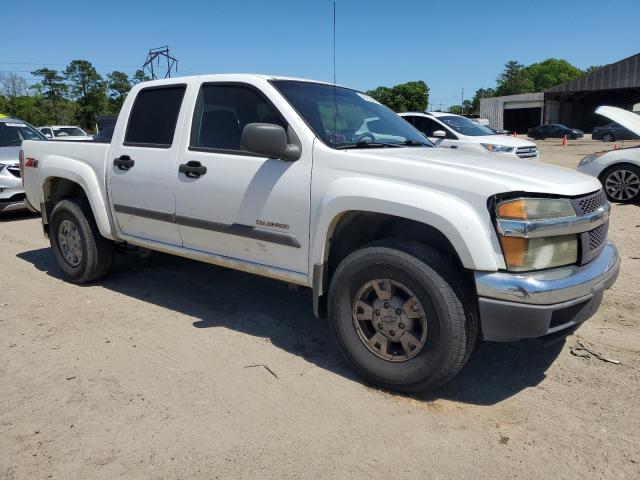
[515,146,538,158]
[6,165,21,178]
[573,189,607,215]
[588,223,607,250]
[572,190,610,264]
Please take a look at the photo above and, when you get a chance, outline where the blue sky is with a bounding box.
[2,0,639,108]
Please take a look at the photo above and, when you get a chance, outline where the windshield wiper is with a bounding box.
[335,139,402,150]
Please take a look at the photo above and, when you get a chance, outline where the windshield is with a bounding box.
[53,127,86,137]
[272,80,433,148]
[0,121,46,146]
[438,115,495,136]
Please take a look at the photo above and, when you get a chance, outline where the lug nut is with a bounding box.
[374,309,380,315]
[378,323,383,329]
[395,308,402,315]
[398,323,405,329]
[384,302,389,308]
[389,330,395,336]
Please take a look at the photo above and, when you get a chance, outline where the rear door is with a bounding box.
[173,81,311,274]
[108,84,187,245]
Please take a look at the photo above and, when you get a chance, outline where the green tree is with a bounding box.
[525,58,583,91]
[131,69,150,85]
[584,65,604,75]
[0,73,29,117]
[471,87,496,114]
[64,60,107,129]
[106,71,132,113]
[367,80,429,112]
[448,104,462,114]
[31,68,67,123]
[495,60,534,96]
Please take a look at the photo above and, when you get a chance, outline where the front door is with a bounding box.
[108,84,187,246]
[173,82,311,274]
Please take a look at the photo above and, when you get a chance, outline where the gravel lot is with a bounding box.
[1,138,639,479]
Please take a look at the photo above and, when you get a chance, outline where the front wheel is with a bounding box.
[602,165,640,203]
[49,197,115,283]
[328,240,477,393]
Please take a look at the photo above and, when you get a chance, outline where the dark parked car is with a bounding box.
[527,124,583,140]
[592,122,640,142]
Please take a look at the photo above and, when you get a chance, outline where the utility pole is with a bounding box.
[142,46,178,80]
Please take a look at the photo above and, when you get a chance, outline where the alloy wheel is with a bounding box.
[605,169,640,201]
[352,279,428,362]
[58,219,83,267]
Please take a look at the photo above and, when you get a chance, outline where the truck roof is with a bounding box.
[133,73,339,89]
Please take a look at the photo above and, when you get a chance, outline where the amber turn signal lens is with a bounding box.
[497,199,527,220]
[499,236,526,268]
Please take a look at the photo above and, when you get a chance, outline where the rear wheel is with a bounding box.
[601,133,615,143]
[50,198,114,283]
[328,240,477,393]
[602,165,640,203]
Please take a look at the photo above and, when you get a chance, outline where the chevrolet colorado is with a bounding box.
[21,74,620,392]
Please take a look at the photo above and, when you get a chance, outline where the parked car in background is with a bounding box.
[38,125,93,141]
[20,74,619,392]
[527,124,583,140]
[578,106,640,203]
[401,112,538,159]
[591,122,640,142]
[0,115,46,212]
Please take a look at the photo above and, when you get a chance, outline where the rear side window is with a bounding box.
[190,84,286,152]
[125,85,186,147]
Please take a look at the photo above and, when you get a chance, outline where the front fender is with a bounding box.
[310,177,504,273]
[41,157,115,240]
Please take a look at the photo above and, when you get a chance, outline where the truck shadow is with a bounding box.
[17,247,565,406]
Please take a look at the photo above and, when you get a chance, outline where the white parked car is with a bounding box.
[38,125,93,141]
[400,111,539,159]
[0,116,46,212]
[21,74,619,392]
[578,106,640,203]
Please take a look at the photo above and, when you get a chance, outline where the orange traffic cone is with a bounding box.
[614,144,619,150]
[512,131,517,137]
[561,135,568,146]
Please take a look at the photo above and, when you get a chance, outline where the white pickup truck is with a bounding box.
[21,74,620,392]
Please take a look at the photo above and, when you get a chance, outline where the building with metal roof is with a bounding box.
[481,53,640,133]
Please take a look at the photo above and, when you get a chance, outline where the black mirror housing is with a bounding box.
[241,123,301,161]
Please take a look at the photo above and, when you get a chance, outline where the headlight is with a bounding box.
[496,197,578,271]
[579,151,605,166]
[481,143,514,153]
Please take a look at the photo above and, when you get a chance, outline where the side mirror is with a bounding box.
[433,130,447,138]
[241,123,301,161]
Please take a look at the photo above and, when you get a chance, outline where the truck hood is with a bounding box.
[344,146,601,198]
[0,145,20,164]
[596,106,640,136]
[458,134,537,148]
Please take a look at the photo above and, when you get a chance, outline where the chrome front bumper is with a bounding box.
[475,242,620,341]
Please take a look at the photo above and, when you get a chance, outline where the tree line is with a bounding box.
[0,60,149,130]
[449,58,603,114]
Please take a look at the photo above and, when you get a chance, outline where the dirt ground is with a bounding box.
[1,138,639,479]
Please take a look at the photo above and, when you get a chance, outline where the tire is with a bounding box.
[327,240,477,393]
[601,133,615,143]
[49,197,114,283]
[601,164,640,203]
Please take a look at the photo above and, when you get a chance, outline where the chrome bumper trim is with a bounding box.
[0,199,28,212]
[497,205,609,238]
[475,241,620,305]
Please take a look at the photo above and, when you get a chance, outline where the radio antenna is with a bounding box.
[333,2,336,85]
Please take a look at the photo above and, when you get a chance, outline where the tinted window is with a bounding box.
[0,121,46,146]
[125,85,186,147]
[413,116,451,137]
[190,84,286,152]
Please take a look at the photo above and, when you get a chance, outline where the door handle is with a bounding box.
[179,161,207,179]
[450,145,458,149]
[114,155,135,170]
